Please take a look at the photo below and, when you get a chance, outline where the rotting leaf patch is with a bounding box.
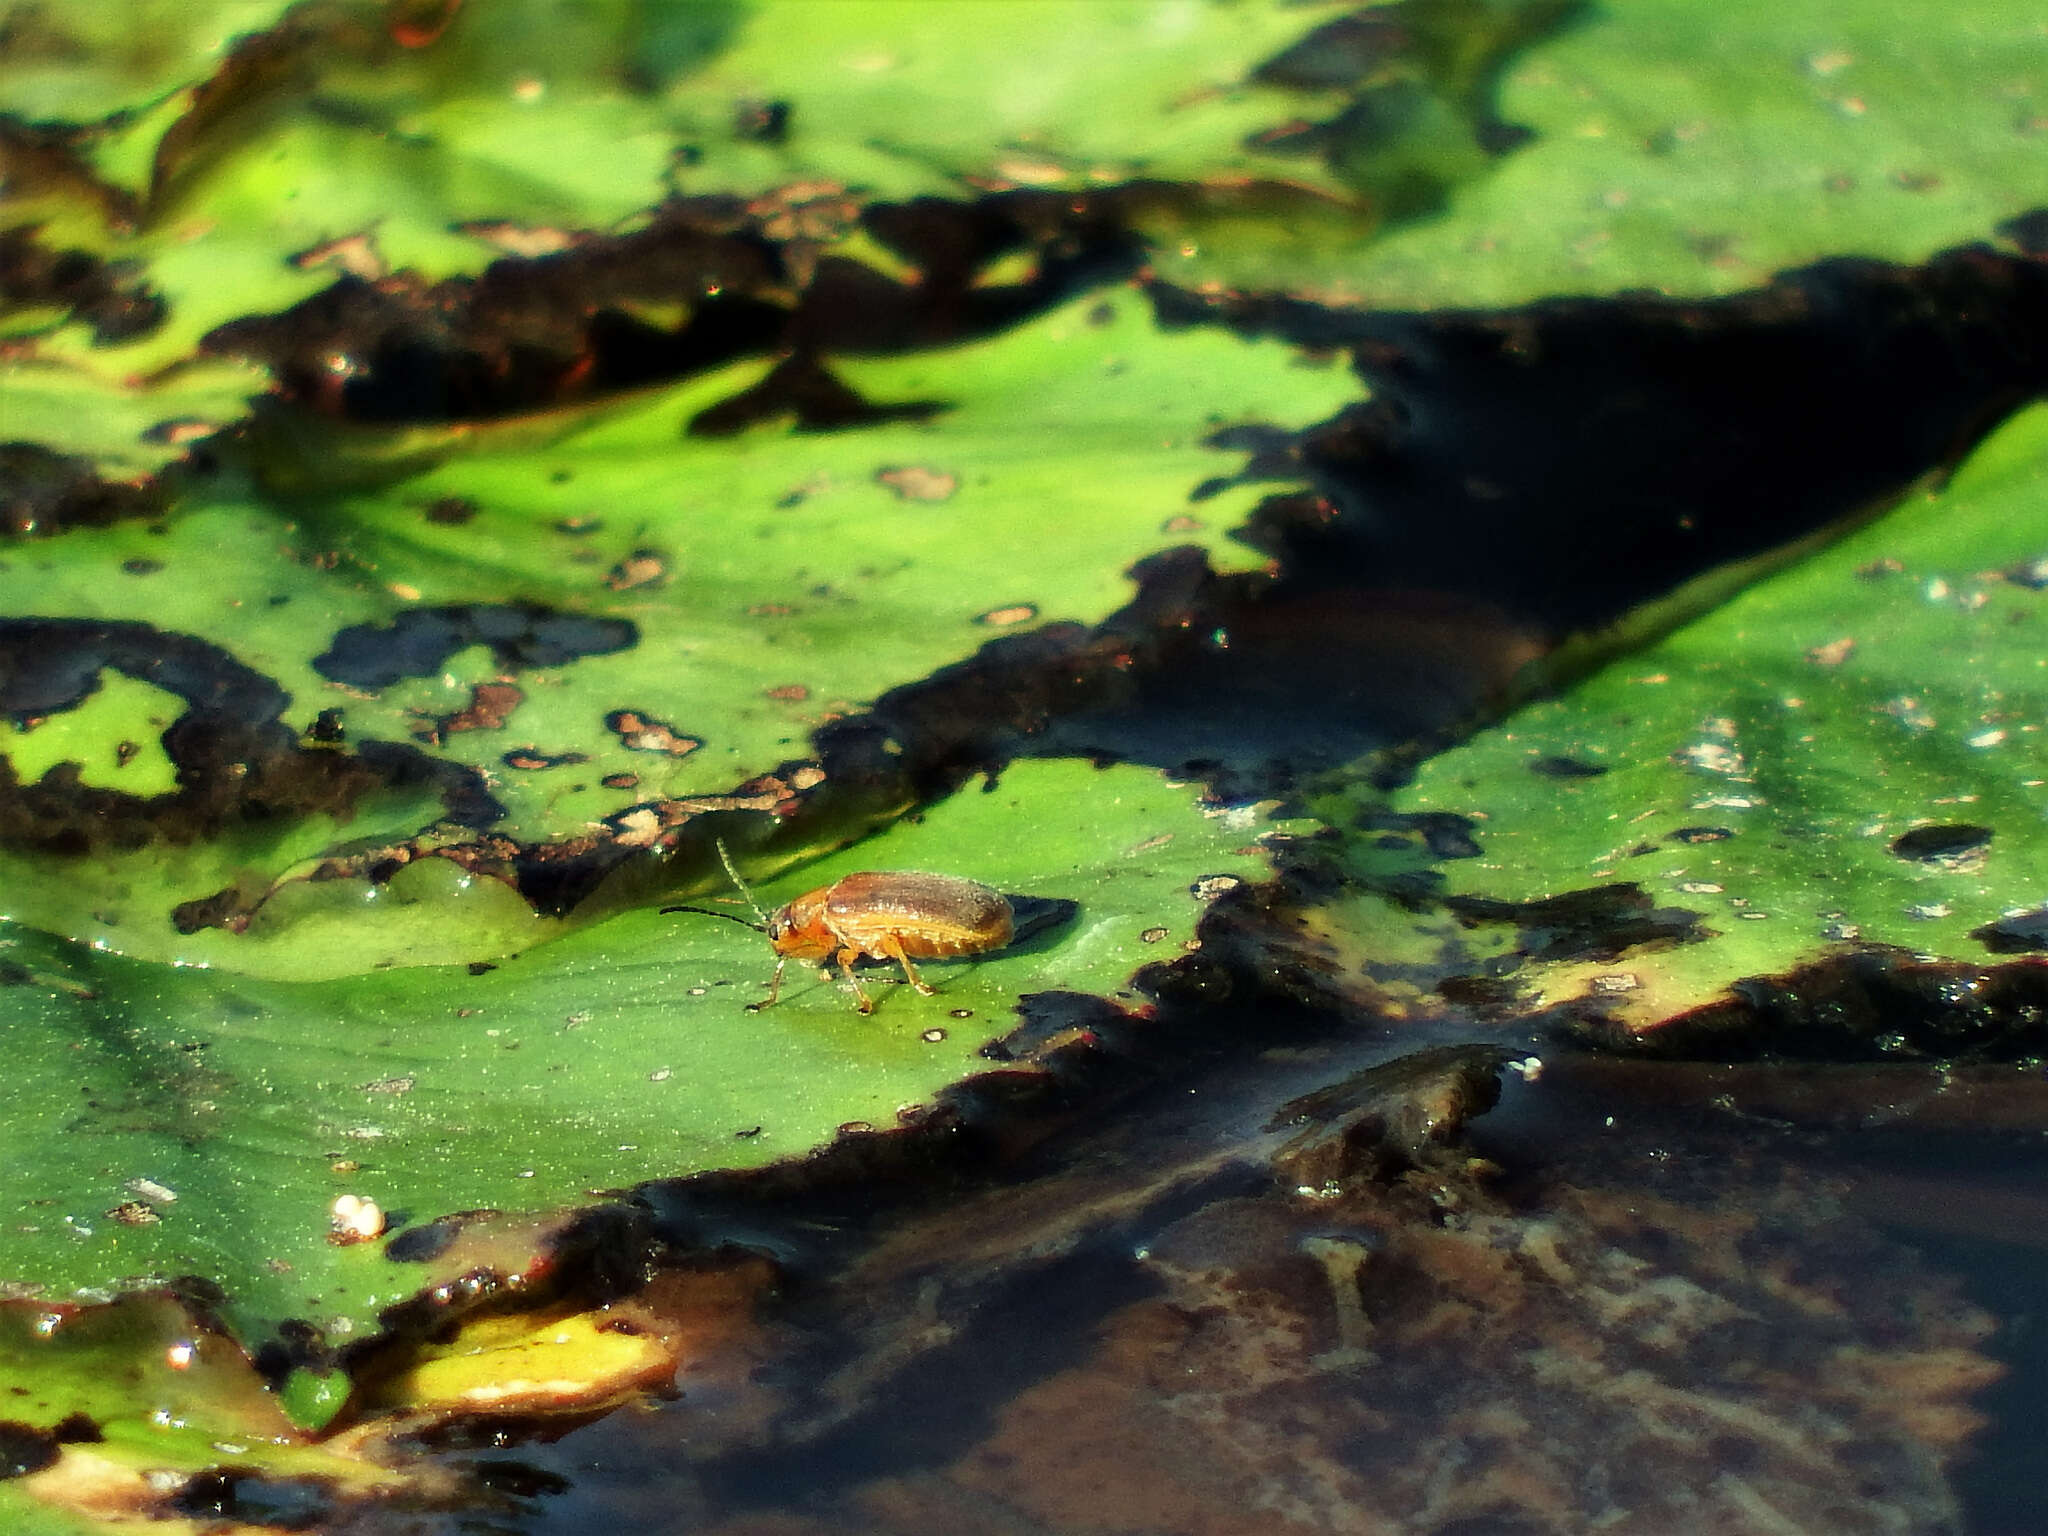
[0,618,498,855]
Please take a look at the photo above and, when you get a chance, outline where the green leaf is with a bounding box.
[0,757,1277,1344]
[1175,0,2048,305]
[0,355,268,487]
[0,293,1350,972]
[1309,403,2048,1037]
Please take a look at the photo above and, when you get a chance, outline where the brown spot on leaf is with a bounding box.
[289,228,387,279]
[1807,636,1856,667]
[604,549,670,591]
[606,710,701,756]
[141,419,223,447]
[764,683,810,702]
[452,220,586,258]
[502,748,589,771]
[600,772,639,790]
[415,682,523,744]
[876,464,959,502]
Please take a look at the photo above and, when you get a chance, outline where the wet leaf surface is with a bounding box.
[0,757,1277,1349]
[3,1,2046,1528]
[1305,402,2048,1051]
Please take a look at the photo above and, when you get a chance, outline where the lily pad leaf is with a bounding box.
[1306,402,2048,1048]
[0,293,1353,974]
[0,757,1277,1346]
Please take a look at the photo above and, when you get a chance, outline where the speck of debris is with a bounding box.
[106,1200,159,1226]
[922,1027,949,1043]
[467,961,497,976]
[649,1068,672,1083]
[2002,556,2048,589]
[1161,514,1205,533]
[359,1075,415,1095]
[554,515,602,535]
[121,558,163,576]
[734,1125,762,1138]
[836,1121,874,1136]
[876,464,958,502]
[1675,741,1746,776]
[1529,754,1607,778]
[976,603,1039,627]
[1141,925,1169,943]
[1858,557,1904,579]
[329,1194,385,1244]
[1190,874,1243,902]
[1806,636,1856,667]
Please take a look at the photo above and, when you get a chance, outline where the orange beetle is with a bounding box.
[762,870,1015,1013]
[665,847,1015,1014]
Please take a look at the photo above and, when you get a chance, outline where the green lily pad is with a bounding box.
[1175,0,2048,306]
[1309,403,2048,1038]
[0,1292,398,1535]
[0,756,1277,1346]
[0,293,1351,973]
[0,354,268,486]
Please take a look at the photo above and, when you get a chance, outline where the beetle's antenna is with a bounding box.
[659,902,764,932]
[715,838,771,926]
[660,840,773,931]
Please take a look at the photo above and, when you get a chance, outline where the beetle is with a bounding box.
[664,846,1015,1014]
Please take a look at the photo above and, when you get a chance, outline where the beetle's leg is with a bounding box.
[834,948,875,1014]
[877,935,937,996]
[754,954,786,1011]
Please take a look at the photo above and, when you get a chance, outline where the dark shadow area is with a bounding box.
[1157,241,2048,634]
